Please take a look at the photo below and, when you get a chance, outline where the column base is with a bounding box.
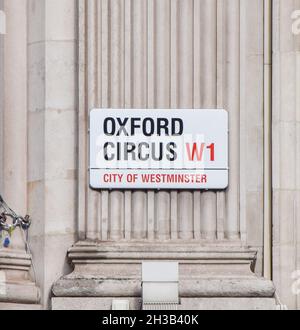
[0,249,40,309]
[52,241,276,310]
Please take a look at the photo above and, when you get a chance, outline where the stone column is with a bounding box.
[0,0,40,309]
[273,0,300,310]
[3,0,27,251]
[27,0,77,308]
[0,0,4,191]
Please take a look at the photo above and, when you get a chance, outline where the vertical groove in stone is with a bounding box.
[100,0,110,241]
[154,0,171,240]
[124,0,132,241]
[238,0,247,243]
[78,0,87,239]
[193,0,202,240]
[193,0,201,108]
[216,0,226,241]
[225,0,240,240]
[200,0,217,241]
[177,0,194,240]
[170,0,179,240]
[97,0,102,105]
[86,0,99,240]
[131,0,148,239]
[147,0,155,240]
[109,0,125,240]
[95,0,103,241]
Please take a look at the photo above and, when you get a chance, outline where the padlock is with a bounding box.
[3,236,10,248]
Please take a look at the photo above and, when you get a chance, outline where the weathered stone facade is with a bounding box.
[0,0,299,310]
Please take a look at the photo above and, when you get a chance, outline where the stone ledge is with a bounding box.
[180,298,277,310]
[53,276,275,298]
[52,297,276,310]
[0,249,40,305]
[52,241,275,303]
[0,282,40,304]
[0,250,32,271]
[0,303,42,310]
[68,241,257,265]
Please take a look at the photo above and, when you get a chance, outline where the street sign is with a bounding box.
[90,109,228,190]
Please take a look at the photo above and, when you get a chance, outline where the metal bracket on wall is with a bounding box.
[142,262,179,310]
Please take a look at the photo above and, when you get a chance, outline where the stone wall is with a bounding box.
[51,0,273,310]
[0,0,300,310]
[272,0,300,310]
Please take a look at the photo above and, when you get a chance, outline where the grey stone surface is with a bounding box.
[0,303,42,310]
[52,298,142,311]
[272,0,300,310]
[180,298,277,311]
[52,242,276,309]
[52,297,276,311]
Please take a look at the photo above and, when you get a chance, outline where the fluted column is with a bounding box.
[79,0,265,251]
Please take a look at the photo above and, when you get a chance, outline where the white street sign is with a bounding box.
[90,109,228,190]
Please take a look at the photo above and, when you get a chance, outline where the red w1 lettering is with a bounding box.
[186,143,215,162]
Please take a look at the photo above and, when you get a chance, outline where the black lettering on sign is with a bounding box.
[103,117,184,137]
